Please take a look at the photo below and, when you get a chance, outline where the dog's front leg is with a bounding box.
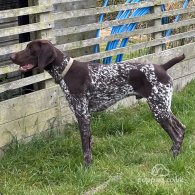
[77,115,92,167]
[71,96,92,167]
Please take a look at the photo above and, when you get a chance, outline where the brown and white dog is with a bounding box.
[11,40,185,167]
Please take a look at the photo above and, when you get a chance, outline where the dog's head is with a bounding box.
[10,40,57,72]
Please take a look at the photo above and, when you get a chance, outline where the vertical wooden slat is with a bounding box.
[38,0,55,88]
[38,0,54,41]
[55,0,97,58]
[154,5,162,53]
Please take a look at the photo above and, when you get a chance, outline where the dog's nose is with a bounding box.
[10,53,16,61]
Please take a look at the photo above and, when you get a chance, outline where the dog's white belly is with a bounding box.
[88,83,135,112]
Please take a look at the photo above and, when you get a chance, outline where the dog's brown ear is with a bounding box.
[38,41,57,69]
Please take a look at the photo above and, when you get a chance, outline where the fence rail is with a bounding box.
[53,0,184,20]
[0,22,53,38]
[0,5,51,19]
[58,18,195,52]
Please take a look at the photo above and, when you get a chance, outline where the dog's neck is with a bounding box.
[46,49,74,83]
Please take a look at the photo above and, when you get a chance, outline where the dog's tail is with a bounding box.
[162,54,185,71]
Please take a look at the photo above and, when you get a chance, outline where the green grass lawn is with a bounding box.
[1,80,195,195]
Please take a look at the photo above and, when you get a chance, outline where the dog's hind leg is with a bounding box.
[157,113,185,157]
[147,82,185,157]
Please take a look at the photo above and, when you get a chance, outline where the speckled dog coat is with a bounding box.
[11,40,186,167]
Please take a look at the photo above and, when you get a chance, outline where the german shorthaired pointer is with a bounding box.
[11,40,186,167]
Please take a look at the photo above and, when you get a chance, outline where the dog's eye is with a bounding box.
[27,47,36,55]
[26,44,34,54]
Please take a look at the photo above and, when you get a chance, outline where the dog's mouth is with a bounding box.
[19,64,35,72]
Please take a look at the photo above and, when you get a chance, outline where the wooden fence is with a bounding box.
[0,0,195,151]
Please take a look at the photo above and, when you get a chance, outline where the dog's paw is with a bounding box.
[171,142,182,158]
[172,149,180,158]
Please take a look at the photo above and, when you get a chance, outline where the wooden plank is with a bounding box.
[169,58,195,80]
[0,20,18,29]
[153,5,162,53]
[58,18,195,51]
[0,5,52,19]
[0,42,30,56]
[53,0,184,20]
[0,107,60,148]
[74,30,195,62]
[38,0,54,40]
[0,85,75,148]
[0,40,18,48]
[59,96,76,124]
[53,0,85,3]
[0,37,53,56]
[0,17,17,24]
[173,73,195,91]
[0,17,18,65]
[38,0,56,88]
[0,35,18,44]
[0,72,52,94]
[0,60,12,67]
[125,42,195,65]
[0,85,62,125]
[54,6,195,36]
[0,21,53,38]
[0,64,19,75]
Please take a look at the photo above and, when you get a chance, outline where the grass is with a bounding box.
[1,80,195,194]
